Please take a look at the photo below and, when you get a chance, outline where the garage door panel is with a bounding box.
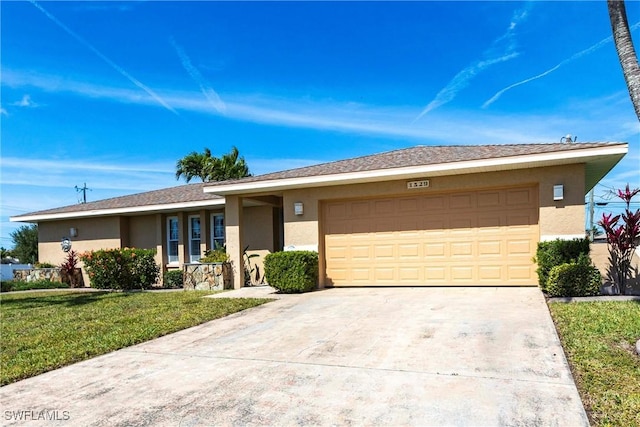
[323,186,538,286]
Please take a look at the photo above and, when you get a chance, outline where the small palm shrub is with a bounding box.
[264,251,318,293]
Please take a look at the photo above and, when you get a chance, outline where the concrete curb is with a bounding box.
[548,295,640,303]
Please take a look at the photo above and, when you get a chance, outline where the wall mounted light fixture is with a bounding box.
[294,202,304,216]
[553,185,564,201]
[69,227,78,237]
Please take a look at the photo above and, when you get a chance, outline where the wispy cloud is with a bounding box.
[483,21,640,108]
[0,107,7,116]
[3,68,637,147]
[11,94,38,108]
[29,0,177,115]
[414,2,532,121]
[170,37,226,113]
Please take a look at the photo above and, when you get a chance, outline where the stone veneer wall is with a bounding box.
[13,268,85,287]
[183,263,231,291]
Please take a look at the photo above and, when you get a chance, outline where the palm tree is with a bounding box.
[175,147,251,183]
[175,148,213,183]
[608,0,640,121]
[210,146,250,181]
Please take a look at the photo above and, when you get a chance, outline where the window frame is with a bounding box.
[167,216,179,265]
[188,215,202,263]
[210,213,225,249]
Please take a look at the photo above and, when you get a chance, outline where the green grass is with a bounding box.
[0,291,271,385]
[1,279,70,293]
[549,301,640,427]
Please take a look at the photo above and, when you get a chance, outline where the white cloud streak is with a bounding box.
[4,68,638,148]
[170,37,226,113]
[483,21,640,108]
[29,0,177,115]
[0,107,7,116]
[414,2,532,121]
[11,94,38,107]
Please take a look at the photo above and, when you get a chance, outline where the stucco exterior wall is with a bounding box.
[281,164,586,250]
[127,215,158,249]
[38,216,123,266]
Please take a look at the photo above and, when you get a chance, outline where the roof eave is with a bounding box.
[10,198,225,223]
[203,145,629,195]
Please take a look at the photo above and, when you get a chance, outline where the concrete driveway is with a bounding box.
[0,287,588,426]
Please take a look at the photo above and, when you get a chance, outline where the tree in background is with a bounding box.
[175,146,250,183]
[608,0,640,121]
[10,224,38,264]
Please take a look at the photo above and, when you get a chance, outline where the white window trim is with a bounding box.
[188,215,202,263]
[167,216,179,265]
[210,213,225,249]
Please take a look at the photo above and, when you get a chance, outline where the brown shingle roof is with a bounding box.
[14,142,625,219]
[20,182,222,217]
[209,142,626,186]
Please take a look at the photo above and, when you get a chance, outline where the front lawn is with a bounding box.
[0,291,270,385]
[549,301,640,426]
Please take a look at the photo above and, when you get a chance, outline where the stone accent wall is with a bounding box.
[14,268,63,282]
[13,268,85,287]
[183,263,231,291]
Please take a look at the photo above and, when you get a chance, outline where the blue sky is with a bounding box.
[1,1,639,248]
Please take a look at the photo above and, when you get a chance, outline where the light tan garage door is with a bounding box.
[322,186,539,286]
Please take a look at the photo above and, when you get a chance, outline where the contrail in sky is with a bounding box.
[414,2,532,122]
[29,0,177,115]
[170,37,226,113]
[483,21,640,108]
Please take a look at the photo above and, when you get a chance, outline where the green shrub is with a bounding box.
[34,262,56,268]
[534,238,590,292]
[163,270,184,289]
[1,281,13,292]
[264,251,318,293]
[546,255,602,297]
[1,280,69,293]
[200,246,230,263]
[80,248,160,290]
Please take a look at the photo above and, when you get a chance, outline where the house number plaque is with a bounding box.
[407,179,430,189]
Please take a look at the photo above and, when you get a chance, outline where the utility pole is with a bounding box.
[75,183,90,204]
[588,189,595,241]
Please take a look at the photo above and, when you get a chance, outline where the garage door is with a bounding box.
[322,186,539,286]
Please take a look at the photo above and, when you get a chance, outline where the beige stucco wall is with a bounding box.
[38,217,123,266]
[281,164,586,250]
[126,215,158,249]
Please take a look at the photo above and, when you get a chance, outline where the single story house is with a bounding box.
[11,142,628,288]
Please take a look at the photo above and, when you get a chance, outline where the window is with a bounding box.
[167,216,179,264]
[189,215,201,263]
[211,214,225,249]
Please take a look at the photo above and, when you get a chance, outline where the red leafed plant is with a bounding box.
[598,185,640,294]
[60,250,80,287]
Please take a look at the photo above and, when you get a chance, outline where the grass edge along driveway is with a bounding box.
[0,290,271,385]
[548,300,640,427]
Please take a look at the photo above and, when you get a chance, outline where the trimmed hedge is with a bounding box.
[264,251,318,293]
[1,280,69,293]
[535,238,590,292]
[546,255,601,297]
[163,270,184,289]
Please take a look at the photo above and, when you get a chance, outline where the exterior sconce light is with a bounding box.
[70,227,78,237]
[553,185,564,201]
[294,202,304,216]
